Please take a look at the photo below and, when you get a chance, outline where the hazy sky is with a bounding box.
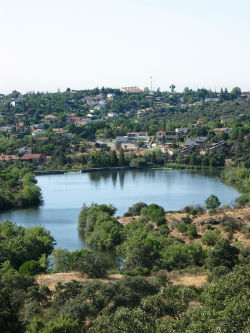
[1,0,249,93]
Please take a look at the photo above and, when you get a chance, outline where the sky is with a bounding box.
[0,0,249,93]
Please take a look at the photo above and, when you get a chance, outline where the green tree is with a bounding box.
[205,195,221,210]
[119,148,125,166]
[19,260,43,275]
[110,150,118,166]
[207,238,239,269]
[88,306,155,333]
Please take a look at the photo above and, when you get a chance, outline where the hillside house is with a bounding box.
[21,153,46,164]
[205,98,220,102]
[32,129,45,136]
[184,137,208,149]
[213,128,232,134]
[209,141,226,152]
[156,131,178,144]
[175,127,189,135]
[16,122,25,132]
[0,154,19,162]
[44,114,57,123]
[18,147,32,154]
[121,87,142,93]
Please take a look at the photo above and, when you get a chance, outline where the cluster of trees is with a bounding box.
[0,166,42,211]
[1,198,249,332]
[78,203,123,250]
[221,166,250,194]
[0,221,55,270]
[78,201,242,275]
[1,254,248,332]
[86,148,165,168]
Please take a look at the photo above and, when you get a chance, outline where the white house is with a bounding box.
[205,98,220,102]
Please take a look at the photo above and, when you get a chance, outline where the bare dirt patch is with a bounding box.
[167,272,208,287]
[37,272,123,291]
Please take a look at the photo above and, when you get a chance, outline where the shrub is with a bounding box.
[234,194,249,208]
[177,223,187,235]
[181,215,192,225]
[123,267,150,276]
[19,260,43,275]
[202,230,220,246]
[187,225,198,239]
[220,216,242,232]
[158,224,170,237]
[124,202,148,217]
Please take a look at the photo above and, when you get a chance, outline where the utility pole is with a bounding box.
[149,76,153,93]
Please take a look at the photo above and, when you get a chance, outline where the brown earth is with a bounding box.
[118,207,250,246]
[37,272,123,291]
[37,270,208,291]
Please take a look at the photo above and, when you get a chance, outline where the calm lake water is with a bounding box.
[0,169,239,251]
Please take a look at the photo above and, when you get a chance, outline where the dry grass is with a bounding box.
[37,270,208,291]
[37,272,123,290]
[167,271,208,288]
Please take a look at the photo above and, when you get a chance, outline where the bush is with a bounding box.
[177,223,187,235]
[147,204,166,226]
[158,224,170,237]
[123,267,150,276]
[221,216,242,232]
[19,260,43,275]
[187,225,198,239]
[161,243,205,269]
[234,194,249,208]
[202,230,220,246]
[124,202,148,217]
[182,205,205,215]
[181,215,192,225]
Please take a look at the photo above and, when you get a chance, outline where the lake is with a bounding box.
[0,169,239,251]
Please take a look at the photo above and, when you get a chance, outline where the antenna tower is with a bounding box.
[150,76,153,92]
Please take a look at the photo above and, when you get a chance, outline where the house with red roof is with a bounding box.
[21,153,46,164]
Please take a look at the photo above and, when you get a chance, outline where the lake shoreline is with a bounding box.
[35,164,224,175]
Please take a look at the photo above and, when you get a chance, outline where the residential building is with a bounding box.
[156,131,178,144]
[16,122,25,132]
[175,127,189,135]
[0,154,19,161]
[205,98,220,102]
[32,129,45,136]
[44,114,57,123]
[184,137,208,149]
[121,87,142,93]
[107,112,118,118]
[21,153,46,164]
[18,147,32,154]
[209,141,226,151]
[213,128,232,134]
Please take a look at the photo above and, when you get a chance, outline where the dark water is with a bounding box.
[0,169,239,251]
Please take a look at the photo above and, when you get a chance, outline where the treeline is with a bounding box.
[0,165,42,211]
